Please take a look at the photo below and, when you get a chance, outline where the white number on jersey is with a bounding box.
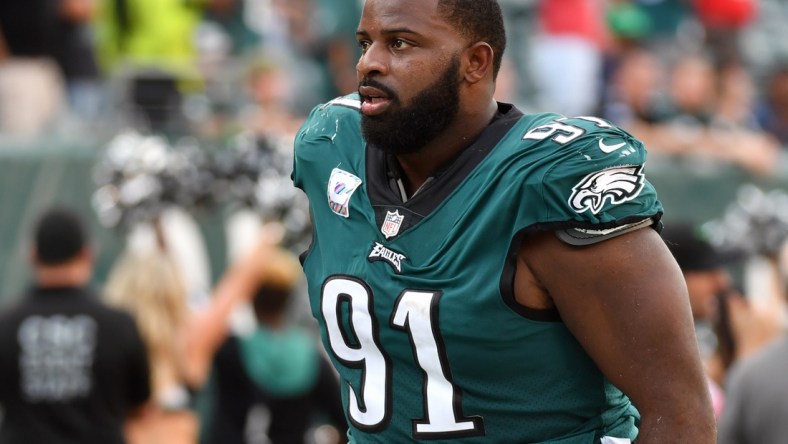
[523,116,614,145]
[321,276,484,439]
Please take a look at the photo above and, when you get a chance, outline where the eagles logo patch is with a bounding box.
[569,165,645,214]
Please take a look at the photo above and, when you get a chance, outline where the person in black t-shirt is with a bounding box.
[0,206,150,444]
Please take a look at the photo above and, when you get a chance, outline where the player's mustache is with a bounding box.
[358,78,398,101]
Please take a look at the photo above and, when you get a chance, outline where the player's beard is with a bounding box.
[361,55,461,156]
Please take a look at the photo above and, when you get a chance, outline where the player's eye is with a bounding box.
[358,40,371,53]
[391,39,411,50]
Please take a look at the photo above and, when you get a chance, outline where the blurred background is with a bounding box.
[1,0,787,297]
[1,0,788,442]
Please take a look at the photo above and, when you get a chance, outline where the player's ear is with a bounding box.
[462,42,494,84]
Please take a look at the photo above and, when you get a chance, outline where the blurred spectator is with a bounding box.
[203,246,346,444]
[599,2,656,121]
[94,0,202,75]
[0,2,66,136]
[600,47,666,128]
[497,0,539,111]
[93,0,210,133]
[662,221,746,418]
[712,61,763,132]
[660,52,718,132]
[0,0,103,130]
[530,0,607,116]
[692,0,757,66]
[756,63,788,147]
[607,51,713,152]
[52,0,104,122]
[276,0,361,111]
[718,330,788,444]
[627,52,779,175]
[240,59,304,141]
[0,206,150,443]
[314,0,363,99]
[713,253,787,379]
[662,221,786,419]
[700,183,788,380]
[230,59,311,253]
[636,0,695,44]
[717,248,787,444]
[708,60,782,173]
[202,0,261,57]
[605,1,653,52]
[104,229,277,444]
[104,250,198,444]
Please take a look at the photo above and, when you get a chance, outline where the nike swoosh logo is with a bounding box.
[598,139,627,153]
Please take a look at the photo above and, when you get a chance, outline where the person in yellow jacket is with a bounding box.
[93,0,215,131]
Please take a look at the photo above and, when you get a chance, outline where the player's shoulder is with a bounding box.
[295,93,361,151]
[512,112,647,164]
[296,93,362,142]
[506,113,650,187]
[503,112,660,228]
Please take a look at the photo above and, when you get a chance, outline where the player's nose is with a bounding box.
[357,42,389,78]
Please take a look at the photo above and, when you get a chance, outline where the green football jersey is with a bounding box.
[292,94,663,443]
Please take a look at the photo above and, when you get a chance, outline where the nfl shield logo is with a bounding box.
[381,210,404,238]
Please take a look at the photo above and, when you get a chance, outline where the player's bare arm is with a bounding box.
[517,227,716,443]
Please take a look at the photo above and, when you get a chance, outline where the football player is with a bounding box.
[291,0,715,442]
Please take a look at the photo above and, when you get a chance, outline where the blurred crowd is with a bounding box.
[0,0,786,175]
[1,0,788,443]
[0,0,361,142]
[495,0,788,176]
[2,0,786,207]
[0,206,347,444]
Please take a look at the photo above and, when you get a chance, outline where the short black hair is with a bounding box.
[661,221,745,272]
[252,285,291,319]
[438,0,507,79]
[34,206,87,265]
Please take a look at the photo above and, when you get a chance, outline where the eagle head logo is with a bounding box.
[569,165,645,214]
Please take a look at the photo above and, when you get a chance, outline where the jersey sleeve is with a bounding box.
[292,94,363,196]
[531,116,663,237]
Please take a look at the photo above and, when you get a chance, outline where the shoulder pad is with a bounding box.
[296,94,362,146]
[518,115,661,226]
[293,94,365,189]
[556,217,657,245]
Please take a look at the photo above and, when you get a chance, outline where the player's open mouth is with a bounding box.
[359,86,392,116]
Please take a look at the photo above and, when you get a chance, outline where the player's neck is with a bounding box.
[35,263,92,289]
[33,251,93,289]
[396,100,498,194]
